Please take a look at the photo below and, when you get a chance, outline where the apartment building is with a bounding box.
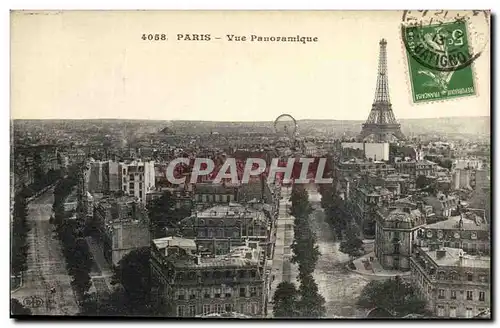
[150,238,266,317]
[410,245,490,318]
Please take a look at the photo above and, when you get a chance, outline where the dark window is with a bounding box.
[251,270,256,278]
[240,287,246,297]
[479,292,485,301]
[239,270,246,278]
[393,244,400,254]
[178,290,185,300]
[250,287,257,297]
[214,288,221,298]
[225,271,231,278]
[450,290,457,299]
[204,289,210,298]
[467,273,473,281]
[467,291,473,300]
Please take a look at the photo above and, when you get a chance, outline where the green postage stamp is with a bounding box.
[402,18,477,103]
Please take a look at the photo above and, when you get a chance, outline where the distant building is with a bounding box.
[418,213,490,255]
[375,203,426,270]
[394,159,437,179]
[348,185,393,235]
[410,246,490,318]
[341,142,390,161]
[84,159,122,194]
[193,183,238,209]
[178,203,273,257]
[423,193,458,219]
[453,158,483,170]
[94,196,150,265]
[336,159,395,178]
[146,187,194,210]
[119,160,155,204]
[150,239,266,317]
[452,168,472,190]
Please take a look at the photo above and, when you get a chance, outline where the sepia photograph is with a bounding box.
[9,10,491,320]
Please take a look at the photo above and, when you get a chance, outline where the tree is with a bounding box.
[80,290,131,316]
[297,273,326,318]
[11,191,30,276]
[112,247,153,315]
[69,238,93,297]
[147,191,177,234]
[272,281,300,318]
[339,226,363,259]
[357,276,429,317]
[291,224,320,277]
[416,175,427,189]
[33,152,46,191]
[319,185,334,210]
[290,185,311,218]
[11,298,32,315]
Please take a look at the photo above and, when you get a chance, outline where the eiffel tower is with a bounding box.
[358,39,405,142]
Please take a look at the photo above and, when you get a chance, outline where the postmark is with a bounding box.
[400,10,490,103]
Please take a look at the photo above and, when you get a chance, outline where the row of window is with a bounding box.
[415,261,489,283]
[122,167,145,175]
[438,289,486,302]
[436,305,486,318]
[197,218,264,227]
[198,228,266,238]
[177,302,260,317]
[128,182,143,189]
[176,269,258,281]
[196,194,234,203]
[176,286,260,300]
[424,230,479,240]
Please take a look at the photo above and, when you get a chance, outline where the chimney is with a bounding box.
[436,249,446,259]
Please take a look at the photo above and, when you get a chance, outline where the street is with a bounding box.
[267,186,296,316]
[307,186,372,318]
[11,189,79,315]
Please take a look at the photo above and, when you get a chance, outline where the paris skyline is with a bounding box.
[11,11,490,121]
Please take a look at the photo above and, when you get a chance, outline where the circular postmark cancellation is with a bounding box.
[401,10,490,72]
[23,295,44,308]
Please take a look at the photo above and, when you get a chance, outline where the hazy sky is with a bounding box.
[11,10,490,121]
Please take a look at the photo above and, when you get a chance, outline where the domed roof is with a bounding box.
[385,208,421,223]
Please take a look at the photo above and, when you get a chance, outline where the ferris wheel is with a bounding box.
[274,114,297,139]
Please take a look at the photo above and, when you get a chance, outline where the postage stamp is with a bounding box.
[403,20,475,103]
[401,10,489,103]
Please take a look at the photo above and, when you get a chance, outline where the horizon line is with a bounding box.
[11,115,491,123]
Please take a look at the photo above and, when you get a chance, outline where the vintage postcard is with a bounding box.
[10,10,491,319]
